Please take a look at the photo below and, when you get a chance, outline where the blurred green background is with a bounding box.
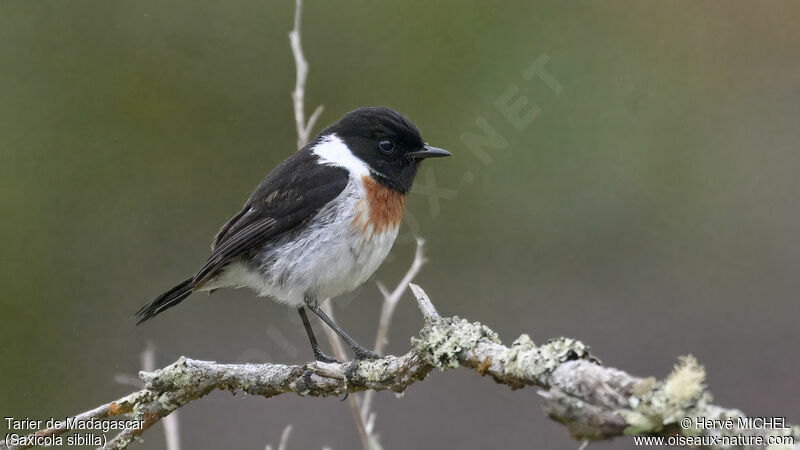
[2,1,798,449]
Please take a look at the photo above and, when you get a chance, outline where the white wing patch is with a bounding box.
[312,134,370,177]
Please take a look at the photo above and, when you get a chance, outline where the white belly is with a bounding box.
[205,178,399,307]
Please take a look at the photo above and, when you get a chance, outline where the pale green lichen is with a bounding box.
[537,338,589,373]
[144,357,195,391]
[412,316,499,369]
[358,357,393,382]
[157,392,181,413]
[131,398,146,420]
[504,336,588,381]
[622,410,661,436]
[164,358,195,388]
[503,334,537,379]
[621,354,708,435]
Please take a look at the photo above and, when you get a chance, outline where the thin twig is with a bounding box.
[278,425,293,450]
[265,424,293,450]
[114,343,180,450]
[408,283,439,323]
[372,238,426,355]
[288,0,368,447]
[143,344,181,450]
[319,301,373,450]
[360,238,426,425]
[288,0,324,149]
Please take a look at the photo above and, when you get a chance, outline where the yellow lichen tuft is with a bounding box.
[622,355,709,436]
[663,355,705,406]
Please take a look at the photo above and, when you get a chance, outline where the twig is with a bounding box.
[278,425,292,450]
[265,424,292,450]
[287,0,369,447]
[143,345,181,450]
[319,239,426,444]
[288,0,324,149]
[372,238,426,356]
[115,343,181,450]
[114,341,181,450]
[360,238,426,427]
[408,283,438,322]
[3,285,796,450]
[319,301,373,450]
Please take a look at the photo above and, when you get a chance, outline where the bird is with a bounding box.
[135,107,450,362]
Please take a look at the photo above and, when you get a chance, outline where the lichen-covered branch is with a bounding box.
[1,285,796,450]
[115,342,181,450]
[360,237,426,437]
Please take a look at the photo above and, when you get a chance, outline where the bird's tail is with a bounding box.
[135,277,195,324]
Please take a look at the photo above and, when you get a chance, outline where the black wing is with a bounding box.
[195,148,349,285]
[135,147,350,324]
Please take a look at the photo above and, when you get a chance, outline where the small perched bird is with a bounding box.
[135,107,450,362]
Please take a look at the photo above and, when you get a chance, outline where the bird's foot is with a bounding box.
[342,349,382,397]
[313,350,340,364]
[352,347,382,361]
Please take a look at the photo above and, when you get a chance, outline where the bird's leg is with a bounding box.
[309,306,382,360]
[297,307,339,364]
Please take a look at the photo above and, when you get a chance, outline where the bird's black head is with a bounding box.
[321,107,450,194]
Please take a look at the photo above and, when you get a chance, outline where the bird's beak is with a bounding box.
[408,145,452,159]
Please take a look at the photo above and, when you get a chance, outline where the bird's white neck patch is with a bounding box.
[312,134,369,177]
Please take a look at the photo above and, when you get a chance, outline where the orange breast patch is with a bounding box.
[353,175,405,236]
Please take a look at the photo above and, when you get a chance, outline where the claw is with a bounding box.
[353,348,382,361]
[314,350,340,364]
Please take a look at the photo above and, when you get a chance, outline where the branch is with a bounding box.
[3,285,796,450]
[288,1,368,446]
[318,300,373,450]
[265,424,292,450]
[361,237,426,425]
[372,237,427,356]
[288,0,323,149]
[114,343,180,450]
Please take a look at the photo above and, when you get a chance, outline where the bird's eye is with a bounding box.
[378,139,395,154]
